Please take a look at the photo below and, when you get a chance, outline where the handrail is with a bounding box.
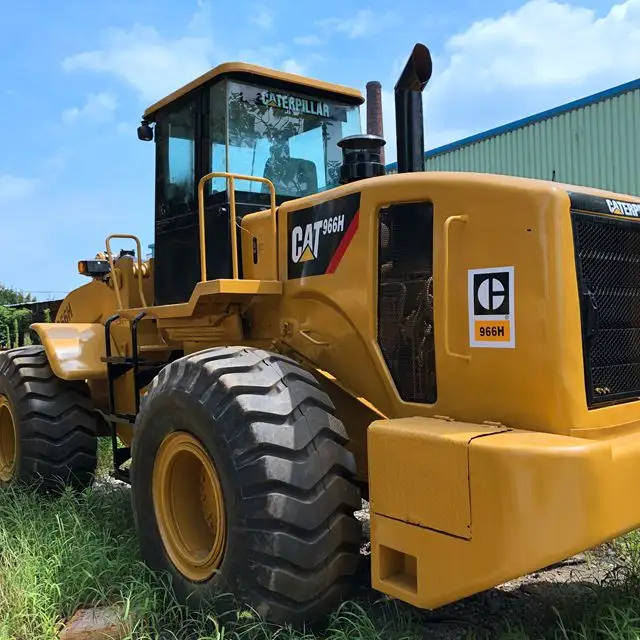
[105,234,148,310]
[443,215,470,361]
[197,171,277,282]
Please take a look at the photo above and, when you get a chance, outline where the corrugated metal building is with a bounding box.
[386,78,640,196]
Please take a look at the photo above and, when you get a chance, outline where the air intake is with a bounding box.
[337,134,386,184]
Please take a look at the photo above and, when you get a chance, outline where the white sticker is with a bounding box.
[468,266,515,349]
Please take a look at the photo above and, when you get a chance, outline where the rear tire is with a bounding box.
[0,346,99,490]
[130,346,362,625]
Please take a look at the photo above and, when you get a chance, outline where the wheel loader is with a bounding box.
[2,41,640,625]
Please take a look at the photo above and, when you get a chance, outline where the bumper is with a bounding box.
[368,417,639,609]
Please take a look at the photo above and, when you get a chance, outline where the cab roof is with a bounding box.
[143,61,365,120]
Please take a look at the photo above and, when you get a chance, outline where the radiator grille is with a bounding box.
[573,211,640,406]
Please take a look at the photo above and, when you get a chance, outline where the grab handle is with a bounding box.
[443,215,470,361]
[105,234,148,310]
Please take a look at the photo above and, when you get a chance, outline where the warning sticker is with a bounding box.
[468,266,515,349]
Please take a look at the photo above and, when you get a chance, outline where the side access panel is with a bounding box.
[369,417,502,539]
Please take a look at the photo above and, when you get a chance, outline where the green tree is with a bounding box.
[0,306,31,349]
[0,321,9,349]
[0,283,35,306]
[0,283,35,349]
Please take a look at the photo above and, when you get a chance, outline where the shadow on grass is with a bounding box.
[331,538,640,640]
[3,476,640,640]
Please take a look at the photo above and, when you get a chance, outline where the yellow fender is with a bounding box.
[29,277,120,381]
[30,323,107,381]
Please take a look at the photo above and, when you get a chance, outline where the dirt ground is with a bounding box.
[354,501,621,639]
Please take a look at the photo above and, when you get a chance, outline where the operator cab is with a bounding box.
[139,63,364,305]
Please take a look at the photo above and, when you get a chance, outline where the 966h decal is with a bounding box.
[468,266,515,349]
[287,192,360,280]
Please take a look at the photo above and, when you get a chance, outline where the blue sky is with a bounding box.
[1,0,639,299]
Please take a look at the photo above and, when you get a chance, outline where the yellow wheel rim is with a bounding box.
[0,394,17,482]
[152,432,226,582]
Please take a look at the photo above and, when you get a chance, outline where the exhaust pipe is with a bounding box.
[394,43,432,173]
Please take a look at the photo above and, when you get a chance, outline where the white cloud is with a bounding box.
[43,149,73,174]
[282,58,305,75]
[62,2,310,104]
[250,4,273,30]
[236,43,285,68]
[372,0,640,163]
[0,175,36,204]
[294,34,324,46]
[435,0,640,93]
[63,23,216,104]
[318,9,397,39]
[62,92,118,124]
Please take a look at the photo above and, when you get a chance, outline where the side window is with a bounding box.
[157,102,196,216]
[377,201,436,404]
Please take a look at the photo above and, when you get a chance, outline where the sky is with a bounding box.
[1,0,639,299]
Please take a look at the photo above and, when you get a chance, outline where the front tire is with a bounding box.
[0,346,99,490]
[130,346,362,625]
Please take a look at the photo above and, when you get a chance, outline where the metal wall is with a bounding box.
[387,79,640,197]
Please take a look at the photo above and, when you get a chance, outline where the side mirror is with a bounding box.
[137,122,154,142]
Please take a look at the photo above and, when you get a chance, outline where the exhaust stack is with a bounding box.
[394,43,432,173]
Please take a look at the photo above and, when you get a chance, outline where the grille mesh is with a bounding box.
[573,212,640,406]
[378,202,437,404]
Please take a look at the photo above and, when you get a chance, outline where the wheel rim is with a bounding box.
[152,432,226,582]
[0,394,17,482]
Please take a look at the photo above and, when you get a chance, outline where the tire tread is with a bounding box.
[0,345,99,490]
[135,346,361,625]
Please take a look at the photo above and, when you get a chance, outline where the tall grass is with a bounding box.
[0,442,424,639]
[2,441,640,639]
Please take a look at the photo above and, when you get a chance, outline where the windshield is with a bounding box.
[210,80,361,197]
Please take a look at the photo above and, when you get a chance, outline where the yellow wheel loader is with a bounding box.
[2,41,640,624]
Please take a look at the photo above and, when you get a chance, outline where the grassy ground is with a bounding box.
[2,441,640,639]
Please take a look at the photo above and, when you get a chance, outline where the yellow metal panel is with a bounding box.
[368,417,505,538]
[274,170,640,440]
[52,279,118,325]
[31,323,108,380]
[242,209,278,281]
[276,172,565,432]
[124,279,282,320]
[369,420,632,610]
